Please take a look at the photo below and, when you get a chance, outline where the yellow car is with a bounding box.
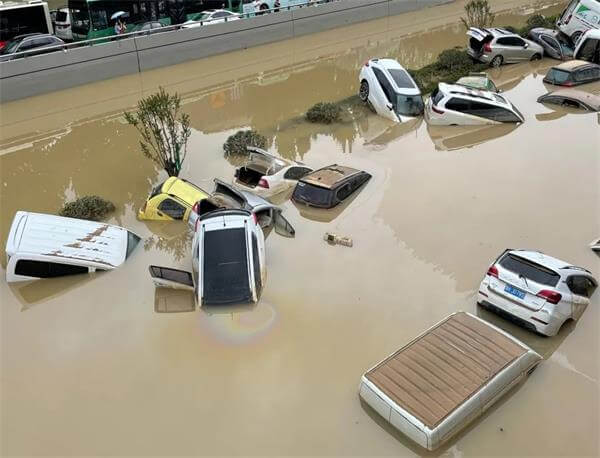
[138,177,209,221]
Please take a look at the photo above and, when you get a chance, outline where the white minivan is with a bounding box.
[54,7,72,41]
[574,28,600,63]
[5,211,141,282]
[150,209,267,306]
[557,0,600,44]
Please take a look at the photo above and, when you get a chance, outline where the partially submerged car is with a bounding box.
[528,28,574,60]
[359,312,542,451]
[5,211,140,282]
[292,165,371,209]
[467,27,544,67]
[574,28,600,64]
[478,249,597,336]
[359,58,424,122]
[543,60,600,86]
[150,209,266,306]
[590,238,600,251]
[425,83,524,125]
[188,179,295,237]
[138,177,210,221]
[537,89,600,111]
[455,73,499,92]
[233,147,313,198]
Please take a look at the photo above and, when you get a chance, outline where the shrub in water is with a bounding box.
[436,49,474,72]
[59,196,116,221]
[305,102,341,124]
[223,130,267,156]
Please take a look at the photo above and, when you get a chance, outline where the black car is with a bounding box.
[528,28,574,60]
[0,33,64,62]
[543,60,600,86]
[292,165,371,209]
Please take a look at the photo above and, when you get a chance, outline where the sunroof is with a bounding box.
[388,69,415,88]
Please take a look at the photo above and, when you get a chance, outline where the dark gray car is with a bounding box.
[528,28,574,60]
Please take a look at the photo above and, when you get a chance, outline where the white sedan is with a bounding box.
[233,147,313,199]
[182,9,241,28]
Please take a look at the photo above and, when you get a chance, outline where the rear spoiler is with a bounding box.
[199,208,251,222]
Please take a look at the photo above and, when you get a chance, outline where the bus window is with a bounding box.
[0,4,52,44]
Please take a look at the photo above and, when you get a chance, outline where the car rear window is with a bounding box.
[546,68,571,84]
[388,69,415,88]
[126,232,141,259]
[150,181,165,198]
[293,182,332,207]
[203,228,251,304]
[499,254,560,287]
[431,88,444,106]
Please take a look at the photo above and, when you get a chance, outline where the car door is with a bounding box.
[567,275,595,319]
[273,209,295,237]
[283,166,312,186]
[370,67,397,121]
[149,265,195,291]
[541,34,563,59]
[508,36,529,61]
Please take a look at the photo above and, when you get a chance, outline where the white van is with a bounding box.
[5,211,141,282]
[574,28,600,63]
[150,208,267,306]
[557,0,600,44]
[53,7,72,41]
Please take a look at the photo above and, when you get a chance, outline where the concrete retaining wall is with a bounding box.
[0,0,452,102]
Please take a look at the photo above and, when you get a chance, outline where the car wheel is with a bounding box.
[490,55,503,67]
[570,31,583,45]
[530,53,542,61]
[359,80,369,102]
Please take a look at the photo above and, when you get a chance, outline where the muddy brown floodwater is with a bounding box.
[1,0,599,456]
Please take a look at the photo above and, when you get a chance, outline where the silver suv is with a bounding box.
[467,27,544,67]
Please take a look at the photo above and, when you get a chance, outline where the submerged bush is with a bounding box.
[59,196,115,221]
[305,102,342,124]
[437,48,474,72]
[461,0,495,29]
[223,130,267,156]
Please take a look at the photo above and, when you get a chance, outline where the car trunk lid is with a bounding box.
[467,27,493,54]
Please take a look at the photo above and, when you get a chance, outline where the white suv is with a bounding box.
[150,209,266,306]
[425,83,524,125]
[359,58,424,122]
[478,249,597,336]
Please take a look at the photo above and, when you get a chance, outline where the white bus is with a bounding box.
[557,0,600,44]
[0,0,53,50]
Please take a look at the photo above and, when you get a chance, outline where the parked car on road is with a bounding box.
[574,28,600,63]
[130,21,165,34]
[528,28,574,60]
[537,88,600,111]
[188,179,295,237]
[425,83,524,125]
[138,177,210,221]
[0,33,64,61]
[556,0,600,45]
[543,60,600,85]
[359,58,424,122]
[292,165,371,209]
[455,73,500,92]
[233,147,312,198]
[590,238,600,251]
[467,27,544,67]
[150,208,266,306]
[5,211,140,282]
[183,9,240,27]
[54,7,72,41]
[478,249,597,336]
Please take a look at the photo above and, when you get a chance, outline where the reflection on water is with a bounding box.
[8,273,99,309]
[427,123,520,151]
[154,288,196,313]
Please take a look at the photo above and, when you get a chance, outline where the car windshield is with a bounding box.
[388,69,415,88]
[293,182,331,207]
[203,228,251,304]
[0,39,21,55]
[546,68,571,84]
[396,94,424,116]
[499,253,560,287]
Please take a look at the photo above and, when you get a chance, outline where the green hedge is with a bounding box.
[59,196,115,221]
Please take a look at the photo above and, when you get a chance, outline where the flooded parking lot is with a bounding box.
[1,0,599,456]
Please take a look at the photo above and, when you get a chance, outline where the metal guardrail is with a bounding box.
[1,0,341,62]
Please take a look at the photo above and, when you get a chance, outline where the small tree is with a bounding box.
[124,87,191,177]
[461,0,495,29]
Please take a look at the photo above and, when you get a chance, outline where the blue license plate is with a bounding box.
[504,284,525,299]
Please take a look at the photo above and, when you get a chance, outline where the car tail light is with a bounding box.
[258,178,270,189]
[194,218,200,231]
[252,212,258,225]
[192,202,199,214]
[431,105,444,114]
[483,42,492,53]
[0,41,6,50]
[565,14,572,24]
[487,265,499,278]
[364,60,370,67]
[562,81,574,87]
[536,289,562,304]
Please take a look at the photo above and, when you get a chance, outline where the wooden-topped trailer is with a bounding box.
[359,312,542,451]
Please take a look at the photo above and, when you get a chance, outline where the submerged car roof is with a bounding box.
[552,59,597,71]
[505,249,592,275]
[371,58,420,94]
[467,27,515,39]
[5,211,133,268]
[438,83,510,106]
[162,177,209,206]
[539,89,600,110]
[300,164,362,189]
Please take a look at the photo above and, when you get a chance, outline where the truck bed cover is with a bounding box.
[360,312,541,450]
